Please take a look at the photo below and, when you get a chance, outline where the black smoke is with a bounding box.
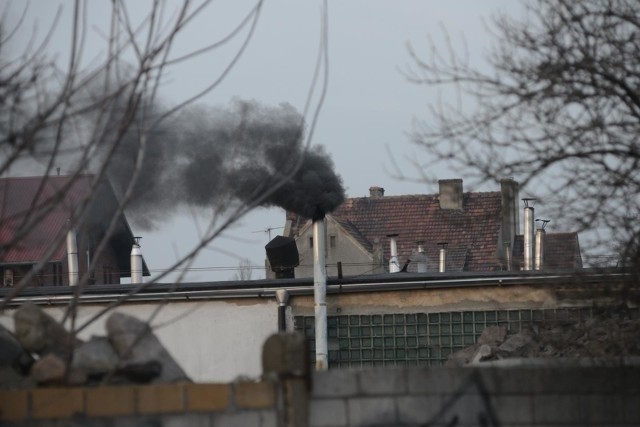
[105,99,345,228]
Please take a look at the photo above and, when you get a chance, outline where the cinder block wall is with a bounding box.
[310,365,640,426]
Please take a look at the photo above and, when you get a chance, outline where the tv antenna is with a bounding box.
[252,226,284,241]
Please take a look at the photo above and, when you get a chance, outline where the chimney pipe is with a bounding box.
[438,242,447,273]
[131,237,143,284]
[416,241,427,273]
[523,199,536,270]
[313,219,328,370]
[275,289,290,332]
[66,227,79,287]
[387,234,400,273]
[535,219,549,271]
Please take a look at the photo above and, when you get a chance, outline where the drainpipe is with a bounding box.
[275,289,290,332]
[66,227,79,287]
[131,237,143,284]
[438,242,448,273]
[523,199,536,271]
[535,219,549,271]
[387,234,400,273]
[313,219,328,370]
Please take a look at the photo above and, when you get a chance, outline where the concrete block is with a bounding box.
[312,369,359,397]
[0,389,28,422]
[358,367,407,395]
[406,367,469,395]
[234,381,276,409]
[162,413,212,427]
[533,394,590,424]
[490,395,533,424]
[347,397,396,426]
[440,392,497,426]
[86,385,135,417]
[624,393,640,423]
[396,395,442,425]
[186,383,230,412]
[137,383,186,415]
[310,399,347,427]
[31,387,84,419]
[257,409,279,427]
[212,411,262,427]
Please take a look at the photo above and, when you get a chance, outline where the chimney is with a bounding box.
[369,186,385,198]
[535,219,549,270]
[387,234,400,273]
[522,199,535,270]
[439,179,463,210]
[313,218,328,370]
[500,178,519,261]
[275,289,290,332]
[438,242,448,273]
[66,227,79,286]
[416,241,427,273]
[131,237,143,284]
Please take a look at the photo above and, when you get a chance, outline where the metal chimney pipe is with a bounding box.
[275,289,290,332]
[438,242,448,273]
[66,228,79,287]
[131,237,143,284]
[313,219,328,370]
[535,219,549,271]
[416,241,427,273]
[504,242,512,272]
[523,199,536,270]
[387,234,400,273]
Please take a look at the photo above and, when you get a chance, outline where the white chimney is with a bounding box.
[313,219,328,370]
[66,228,79,286]
[387,234,400,273]
[535,219,549,270]
[523,199,535,271]
[131,237,143,284]
[438,242,447,273]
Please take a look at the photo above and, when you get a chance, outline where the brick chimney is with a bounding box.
[438,179,463,210]
[369,186,385,198]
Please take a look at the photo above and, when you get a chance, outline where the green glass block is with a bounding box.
[486,311,497,321]
[463,312,473,322]
[372,315,383,325]
[360,327,371,337]
[361,316,371,325]
[498,311,508,321]
[520,310,532,321]
[463,335,475,345]
[350,327,360,337]
[384,360,396,367]
[418,348,429,357]
[453,336,462,345]
[361,338,372,347]
[418,336,427,346]
[428,337,439,346]
[362,349,372,359]
[349,315,360,325]
[339,339,349,349]
[338,327,348,337]
[544,310,556,320]
[418,313,428,324]
[532,310,543,321]
[441,324,451,334]
[394,325,405,335]
[510,324,521,332]
[384,326,394,335]
[362,361,373,367]
[294,317,304,329]
[373,326,383,336]
[328,317,338,326]
[339,316,348,326]
[397,360,407,366]
[452,312,462,323]
[350,350,361,361]
[441,336,451,345]
[395,337,406,347]
[452,324,462,333]
[440,313,451,324]
[329,350,338,362]
[396,349,406,358]
[498,322,508,328]
[428,313,439,323]
[374,360,384,367]
[407,337,417,347]
[373,337,383,348]
[306,328,314,338]
[309,353,316,363]
[340,350,349,360]
[579,308,592,320]
[407,360,417,366]
[328,328,337,338]
[407,348,417,359]
[556,309,568,320]
[305,317,315,327]
[442,347,451,357]
[418,324,427,335]
[350,338,361,348]
[373,349,383,359]
[384,349,394,358]
[509,311,519,321]
[384,314,394,324]
[406,314,417,324]
[475,312,485,321]
[463,324,473,333]
[309,340,315,350]
[406,325,417,335]
[429,325,440,336]
[395,314,406,324]
[431,348,440,358]
[384,337,394,347]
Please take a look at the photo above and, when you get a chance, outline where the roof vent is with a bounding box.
[438,179,463,210]
[369,186,384,198]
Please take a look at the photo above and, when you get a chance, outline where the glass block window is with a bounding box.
[294,307,597,368]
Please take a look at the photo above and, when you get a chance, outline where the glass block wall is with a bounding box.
[293,308,596,368]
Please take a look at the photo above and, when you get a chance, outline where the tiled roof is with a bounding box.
[513,232,583,270]
[288,191,505,271]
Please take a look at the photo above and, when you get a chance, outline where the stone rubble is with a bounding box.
[0,303,190,388]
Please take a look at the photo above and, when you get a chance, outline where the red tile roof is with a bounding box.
[288,191,506,271]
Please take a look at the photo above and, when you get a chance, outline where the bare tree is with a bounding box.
[232,258,254,281]
[406,0,640,272]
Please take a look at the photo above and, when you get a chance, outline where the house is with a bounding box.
[281,179,582,278]
[0,175,149,287]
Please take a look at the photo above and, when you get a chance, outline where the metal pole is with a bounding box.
[523,199,535,271]
[66,228,79,286]
[313,219,328,370]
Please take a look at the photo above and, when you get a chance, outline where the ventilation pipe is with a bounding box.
[275,289,290,332]
[523,199,536,270]
[438,242,448,273]
[131,237,143,284]
[504,242,512,272]
[66,227,79,287]
[313,219,328,370]
[535,219,550,271]
[387,234,400,273]
[416,241,427,273]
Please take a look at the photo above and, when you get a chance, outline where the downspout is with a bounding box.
[313,218,328,370]
[66,227,79,287]
[131,237,143,284]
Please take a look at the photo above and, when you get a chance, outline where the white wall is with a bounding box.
[0,298,279,382]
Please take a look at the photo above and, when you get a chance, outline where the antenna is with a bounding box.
[252,226,284,241]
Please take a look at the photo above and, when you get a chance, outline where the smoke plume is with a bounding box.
[105,99,345,228]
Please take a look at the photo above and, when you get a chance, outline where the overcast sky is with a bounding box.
[3,1,522,281]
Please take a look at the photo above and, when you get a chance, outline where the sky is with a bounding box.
[2,0,522,281]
